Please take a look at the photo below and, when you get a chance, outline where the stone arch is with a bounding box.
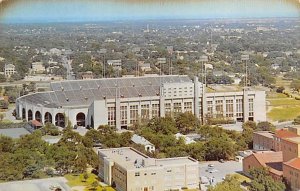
[76,112,86,127]
[28,109,33,121]
[44,112,52,124]
[35,111,42,123]
[55,113,65,127]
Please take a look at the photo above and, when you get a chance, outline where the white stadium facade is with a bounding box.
[16,75,266,130]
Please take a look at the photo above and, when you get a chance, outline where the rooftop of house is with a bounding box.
[249,151,283,176]
[275,129,299,139]
[131,134,154,146]
[283,137,300,144]
[284,157,300,170]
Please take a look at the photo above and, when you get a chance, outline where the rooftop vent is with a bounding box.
[138,94,142,97]
[61,87,64,91]
[80,86,82,90]
[103,96,106,99]
[84,96,88,100]
[66,97,69,102]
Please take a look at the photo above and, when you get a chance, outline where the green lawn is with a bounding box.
[267,106,300,122]
[65,173,115,191]
[266,92,300,122]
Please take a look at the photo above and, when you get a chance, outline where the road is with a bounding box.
[62,56,75,80]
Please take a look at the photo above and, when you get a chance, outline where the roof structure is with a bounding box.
[99,147,197,170]
[284,137,300,144]
[0,128,30,139]
[131,134,154,146]
[284,157,300,169]
[275,129,299,139]
[254,131,274,139]
[250,151,283,176]
[18,75,192,108]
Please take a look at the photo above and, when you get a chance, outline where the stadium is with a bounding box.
[16,75,266,129]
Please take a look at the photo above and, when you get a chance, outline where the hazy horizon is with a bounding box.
[1,0,299,24]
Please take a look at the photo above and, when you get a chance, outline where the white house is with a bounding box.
[131,134,155,153]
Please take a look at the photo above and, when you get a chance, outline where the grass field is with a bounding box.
[267,92,300,122]
[65,173,115,191]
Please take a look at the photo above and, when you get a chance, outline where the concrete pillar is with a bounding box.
[243,88,249,122]
[202,81,207,124]
[52,111,56,125]
[194,76,200,119]
[160,85,165,117]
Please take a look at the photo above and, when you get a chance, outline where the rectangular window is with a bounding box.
[207,101,213,117]
[135,172,140,176]
[226,100,234,118]
[173,102,182,114]
[184,102,193,113]
[120,106,127,125]
[165,103,171,116]
[130,105,138,124]
[249,98,254,117]
[215,100,223,118]
[152,104,160,118]
[236,99,243,117]
[141,104,150,121]
[108,107,116,126]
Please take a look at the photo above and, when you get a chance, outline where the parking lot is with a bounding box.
[199,160,243,190]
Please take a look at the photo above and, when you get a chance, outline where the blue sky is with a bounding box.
[1,0,299,23]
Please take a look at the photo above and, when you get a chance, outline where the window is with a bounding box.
[141,104,150,120]
[165,103,171,116]
[249,98,254,117]
[236,99,243,117]
[226,100,234,117]
[120,106,127,125]
[173,102,182,114]
[130,105,138,124]
[152,104,160,118]
[167,170,172,173]
[207,101,213,117]
[184,102,192,112]
[215,100,223,117]
[135,172,140,176]
[108,107,116,126]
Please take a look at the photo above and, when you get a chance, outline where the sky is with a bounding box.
[0,0,299,23]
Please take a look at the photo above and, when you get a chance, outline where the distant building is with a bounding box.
[31,62,46,73]
[107,60,122,70]
[175,133,196,145]
[131,134,155,152]
[81,71,94,80]
[4,64,16,77]
[98,147,199,191]
[139,62,151,72]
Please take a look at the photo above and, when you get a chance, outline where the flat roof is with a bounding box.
[98,147,197,170]
[0,128,30,139]
[254,131,274,139]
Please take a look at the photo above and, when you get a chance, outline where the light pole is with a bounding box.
[99,48,107,78]
[199,55,208,86]
[241,54,250,87]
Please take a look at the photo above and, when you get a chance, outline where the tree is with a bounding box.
[248,168,286,191]
[204,135,235,161]
[208,175,243,191]
[291,79,300,92]
[175,112,199,134]
[0,74,6,83]
[83,172,89,182]
[293,115,300,125]
[257,122,275,132]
